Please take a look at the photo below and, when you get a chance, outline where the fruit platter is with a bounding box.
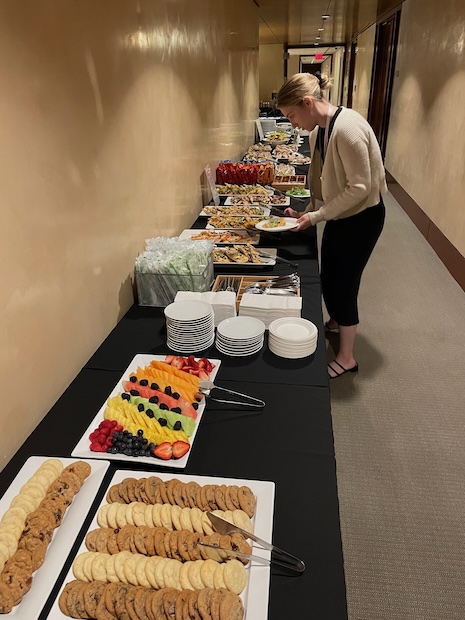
[71,355,221,469]
[48,470,275,620]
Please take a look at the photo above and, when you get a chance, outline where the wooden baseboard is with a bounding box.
[387,171,465,292]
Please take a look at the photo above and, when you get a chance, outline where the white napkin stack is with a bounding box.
[174,291,237,326]
[238,293,302,328]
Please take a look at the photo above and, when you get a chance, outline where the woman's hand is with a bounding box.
[283,209,312,232]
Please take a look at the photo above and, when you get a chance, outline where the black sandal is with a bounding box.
[328,360,359,378]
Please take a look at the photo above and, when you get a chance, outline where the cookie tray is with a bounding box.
[46,470,275,620]
[0,456,109,620]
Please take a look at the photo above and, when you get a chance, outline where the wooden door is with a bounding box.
[368,10,401,157]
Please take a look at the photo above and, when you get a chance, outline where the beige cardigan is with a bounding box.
[306,107,388,225]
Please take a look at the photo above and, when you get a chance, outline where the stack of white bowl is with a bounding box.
[164,300,215,353]
[216,316,266,357]
[268,317,318,359]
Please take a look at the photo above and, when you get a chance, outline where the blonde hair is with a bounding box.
[277,72,332,108]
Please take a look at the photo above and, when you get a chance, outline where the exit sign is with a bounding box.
[315,53,323,61]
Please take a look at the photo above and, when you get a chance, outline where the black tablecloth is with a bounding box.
[0,133,348,619]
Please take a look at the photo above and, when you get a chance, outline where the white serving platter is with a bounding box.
[255,217,299,232]
[71,354,221,469]
[46,470,275,620]
[178,229,260,245]
[213,248,277,267]
[224,195,291,207]
[199,206,271,217]
[0,456,109,620]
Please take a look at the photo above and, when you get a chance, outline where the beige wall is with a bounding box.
[385,0,465,259]
[287,54,300,78]
[0,0,258,470]
[331,48,345,106]
[259,44,284,102]
[352,25,376,118]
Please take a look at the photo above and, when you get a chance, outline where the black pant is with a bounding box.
[320,200,385,326]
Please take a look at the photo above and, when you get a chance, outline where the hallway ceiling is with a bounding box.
[254,0,396,46]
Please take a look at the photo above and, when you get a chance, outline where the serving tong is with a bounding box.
[199,380,265,408]
[201,512,305,573]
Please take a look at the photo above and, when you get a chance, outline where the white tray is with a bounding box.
[0,456,109,620]
[199,206,271,217]
[71,354,221,469]
[46,470,275,620]
[214,247,277,267]
[178,229,260,245]
[255,217,299,232]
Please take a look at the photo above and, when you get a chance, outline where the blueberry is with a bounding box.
[138,403,145,412]
[137,429,144,436]
[121,393,130,401]
[130,389,140,396]
[146,409,154,419]
[172,392,180,400]
[129,376,137,383]
[150,383,159,391]
[123,430,129,436]
[111,447,118,454]
[140,379,148,386]
[148,443,155,451]
[149,396,159,404]
[159,403,169,411]
[171,407,181,414]
[164,386,172,396]
[159,418,168,427]
[106,447,113,453]
[173,421,182,431]
[141,438,148,445]
[133,450,139,457]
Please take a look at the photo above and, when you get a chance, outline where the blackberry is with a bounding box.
[146,409,154,419]
[121,393,130,401]
[150,383,159,391]
[140,379,149,386]
[164,386,172,396]
[192,402,199,410]
[138,403,145,412]
[172,392,180,400]
[129,376,137,383]
[171,407,181,414]
[159,418,168,427]
[130,389,140,397]
[149,396,159,404]
[173,421,182,431]
[159,403,169,411]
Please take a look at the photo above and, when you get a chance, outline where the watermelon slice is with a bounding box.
[123,380,198,420]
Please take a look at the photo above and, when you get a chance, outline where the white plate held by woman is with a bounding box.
[255,217,299,233]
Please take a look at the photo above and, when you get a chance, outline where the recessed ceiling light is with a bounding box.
[314,42,319,46]
[321,15,330,19]
[318,28,324,31]
[315,36,321,40]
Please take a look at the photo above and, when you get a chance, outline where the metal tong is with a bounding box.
[203,512,305,573]
[199,380,265,408]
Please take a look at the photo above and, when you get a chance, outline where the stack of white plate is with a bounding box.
[268,317,318,359]
[164,300,215,353]
[239,293,302,328]
[216,316,266,357]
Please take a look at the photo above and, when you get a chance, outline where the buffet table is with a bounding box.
[0,138,348,619]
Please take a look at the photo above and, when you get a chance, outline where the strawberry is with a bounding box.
[153,442,173,460]
[165,355,175,364]
[198,359,205,368]
[172,441,190,459]
[198,369,209,381]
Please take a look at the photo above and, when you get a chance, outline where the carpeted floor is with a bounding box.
[323,192,465,619]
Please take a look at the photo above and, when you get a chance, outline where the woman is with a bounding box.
[277,72,387,378]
